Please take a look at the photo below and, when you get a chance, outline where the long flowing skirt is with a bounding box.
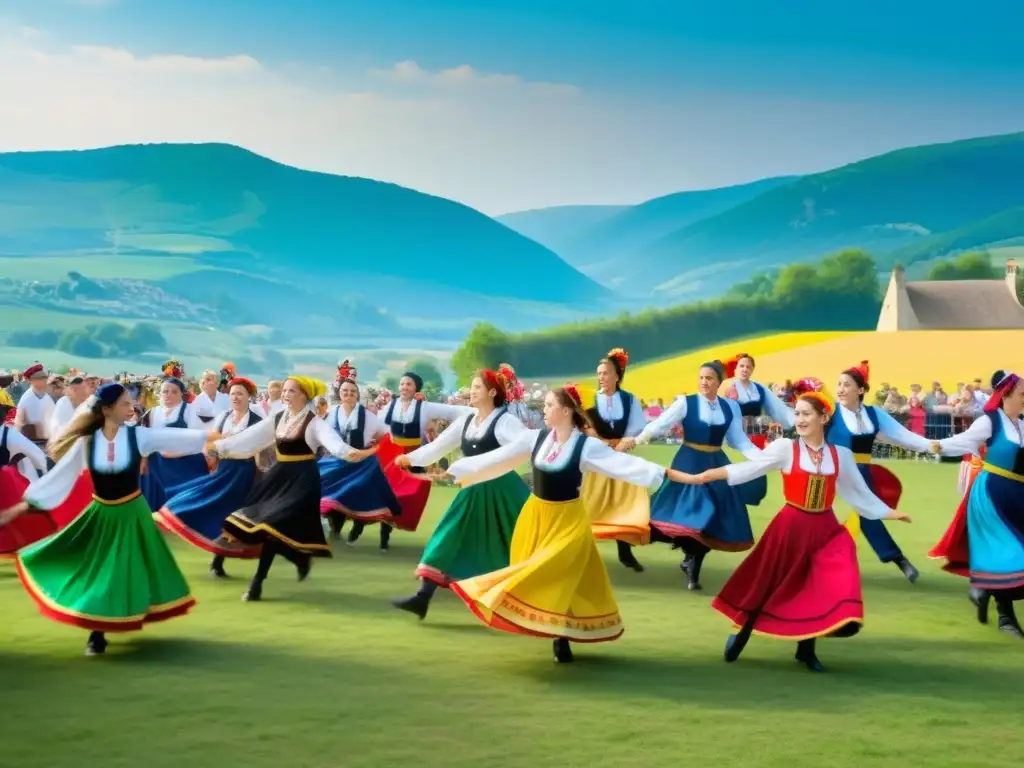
[450,495,624,643]
[712,504,863,639]
[583,473,651,545]
[0,466,94,558]
[154,458,261,558]
[648,445,754,551]
[223,458,331,556]
[373,435,432,532]
[417,472,529,586]
[930,470,1024,592]
[740,434,768,507]
[318,455,402,523]
[15,492,195,632]
[140,453,210,513]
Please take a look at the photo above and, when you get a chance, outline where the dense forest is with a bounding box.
[8,321,168,359]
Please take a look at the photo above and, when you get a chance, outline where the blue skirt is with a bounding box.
[318,455,402,521]
[649,445,754,551]
[154,458,262,558]
[141,452,210,513]
[967,471,1024,593]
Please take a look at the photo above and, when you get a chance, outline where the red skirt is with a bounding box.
[712,503,864,639]
[0,468,93,557]
[928,488,971,579]
[362,435,431,532]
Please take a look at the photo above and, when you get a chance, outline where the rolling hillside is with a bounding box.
[495,204,628,254]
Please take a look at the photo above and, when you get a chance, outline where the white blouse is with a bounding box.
[723,438,893,520]
[213,409,262,437]
[326,404,388,447]
[383,398,474,435]
[49,395,80,440]
[637,395,761,459]
[447,427,666,491]
[193,390,231,419]
[406,408,527,468]
[835,404,933,453]
[213,409,353,460]
[937,410,1023,457]
[24,426,209,511]
[148,401,206,431]
[593,390,647,437]
[2,425,49,475]
[730,379,795,429]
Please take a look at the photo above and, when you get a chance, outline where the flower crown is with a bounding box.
[606,347,629,372]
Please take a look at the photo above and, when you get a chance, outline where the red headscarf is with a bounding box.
[479,369,510,407]
[844,360,870,386]
[227,376,258,397]
[984,372,1020,413]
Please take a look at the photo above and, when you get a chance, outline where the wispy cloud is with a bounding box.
[71,45,260,75]
[369,59,578,95]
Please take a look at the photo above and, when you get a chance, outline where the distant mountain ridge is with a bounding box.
[495,205,628,255]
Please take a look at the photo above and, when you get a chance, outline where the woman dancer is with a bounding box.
[721,353,795,507]
[207,376,374,601]
[318,377,402,545]
[155,377,264,578]
[0,383,209,655]
[140,376,210,512]
[928,370,1024,638]
[446,385,687,663]
[582,348,650,572]
[0,420,52,558]
[828,361,934,583]
[620,360,763,591]
[391,367,529,619]
[677,391,911,671]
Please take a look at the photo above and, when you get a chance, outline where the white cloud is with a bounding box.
[70,45,260,75]
[369,59,577,95]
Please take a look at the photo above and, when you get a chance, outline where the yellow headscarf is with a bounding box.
[287,375,327,402]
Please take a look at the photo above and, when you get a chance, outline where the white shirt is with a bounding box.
[593,390,647,437]
[193,390,231,419]
[49,396,82,441]
[16,388,56,439]
[383,398,474,436]
[326,404,388,448]
[835,404,934,452]
[1,424,49,480]
[937,410,1023,457]
[148,401,206,431]
[214,408,354,460]
[730,379,795,429]
[213,408,262,437]
[407,407,527,468]
[637,395,761,460]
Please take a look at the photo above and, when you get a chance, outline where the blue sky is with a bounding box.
[1,0,1022,213]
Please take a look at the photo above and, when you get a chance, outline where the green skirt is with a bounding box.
[16,492,195,632]
[416,471,529,586]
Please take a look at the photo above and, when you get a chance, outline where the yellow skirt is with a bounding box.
[450,495,624,643]
[582,473,651,545]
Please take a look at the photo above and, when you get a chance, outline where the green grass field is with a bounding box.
[0,449,1021,768]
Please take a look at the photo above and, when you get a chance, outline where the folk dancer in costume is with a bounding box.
[354,371,472,551]
[828,361,934,583]
[155,377,265,578]
[392,367,530,620]
[49,371,91,441]
[0,422,52,558]
[140,376,210,511]
[206,376,376,601]
[446,386,690,663]
[14,363,55,458]
[193,369,231,425]
[721,352,795,507]
[263,380,286,417]
[928,370,1024,638]
[582,348,650,572]
[319,376,402,545]
[620,360,763,591]
[0,383,209,656]
[678,391,911,671]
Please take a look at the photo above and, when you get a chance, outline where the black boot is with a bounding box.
[209,555,228,578]
[724,612,758,663]
[392,580,437,620]
[795,638,824,672]
[296,553,312,582]
[346,521,365,546]
[553,637,574,663]
[996,598,1024,639]
[326,511,345,540]
[969,587,991,624]
[617,541,644,572]
[380,524,392,554]
[893,555,920,583]
[244,545,275,601]
[682,551,706,591]
[85,631,108,656]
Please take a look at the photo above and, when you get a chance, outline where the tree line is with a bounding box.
[8,321,168,359]
[451,249,883,383]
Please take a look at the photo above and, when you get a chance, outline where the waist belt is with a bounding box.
[683,441,721,453]
[275,451,315,462]
[982,462,1024,483]
[92,490,142,506]
[853,453,872,465]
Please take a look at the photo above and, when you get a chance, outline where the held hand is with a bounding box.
[394,454,412,470]
[347,448,376,463]
[666,469,700,485]
[929,441,942,455]
[888,510,912,523]
[615,437,636,453]
[0,503,29,527]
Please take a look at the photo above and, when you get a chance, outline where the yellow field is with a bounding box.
[626,330,1024,402]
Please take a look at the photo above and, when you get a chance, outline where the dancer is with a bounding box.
[621,360,763,591]
[391,367,529,619]
[140,376,209,512]
[928,370,1024,638]
[0,421,52,558]
[155,377,265,578]
[0,383,209,655]
[828,361,933,582]
[582,348,650,572]
[318,376,401,550]
[446,385,687,663]
[677,391,911,671]
[207,376,375,601]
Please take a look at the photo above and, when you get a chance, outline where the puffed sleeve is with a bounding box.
[136,426,209,457]
[835,446,894,520]
[422,402,475,423]
[214,417,277,459]
[306,417,353,459]
[624,395,647,438]
[873,407,934,453]
[447,429,536,488]
[724,400,762,460]
[761,387,795,429]
[637,396,686,444]
[724,437,790,486]
[935,414,991,458]
[366,409,388,440]
[580,437,665,490]
[5,428,48,473]
[406,413,468,467]
[495,412,528,444]
[23,439,87,510]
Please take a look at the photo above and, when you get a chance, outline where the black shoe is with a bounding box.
[723,634,744,663]
[85,631,108,656]
[969,587,991,624]
[682,556,703,591]
[553,638,574,663]
[795,642,825,672]
[997,600,1024,639]
[392,592,431,620]
[242,581,263,602]
[617,544,645,573]
[894,556,920,583]
[210,556,228,579]
[297,556,311,582]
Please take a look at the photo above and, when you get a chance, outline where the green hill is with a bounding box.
[495,204,628,254]
[882,205,1024,268]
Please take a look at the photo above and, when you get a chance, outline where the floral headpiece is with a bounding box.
[563,383,585,412]
[605,347,629,377]
[797,390,834,418]
[723,353,748,380]
[162,359,184,379]
[337,359,356,380]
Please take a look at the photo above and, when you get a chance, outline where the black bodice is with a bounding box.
[332,405,366,450]
[274,411,316,457]
[530,428,587,503]
[88,426,143,502]
[587,390,633,441]
[460,409,504,457]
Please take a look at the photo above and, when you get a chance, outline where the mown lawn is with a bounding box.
[0,448,1021,768]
